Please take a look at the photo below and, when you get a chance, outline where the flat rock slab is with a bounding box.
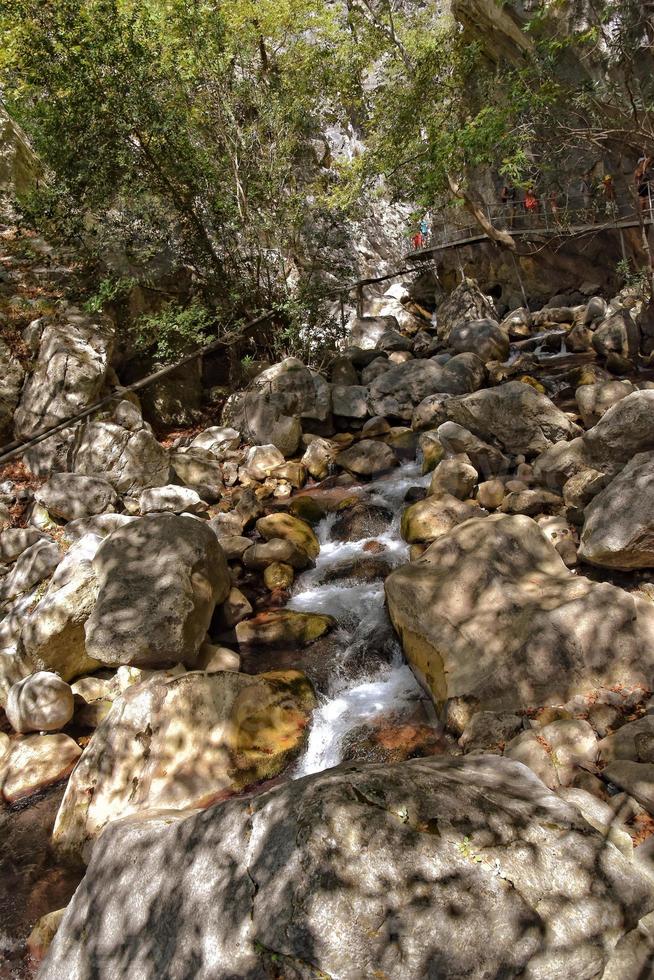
[1,734,81,805]
[41,755,654,980]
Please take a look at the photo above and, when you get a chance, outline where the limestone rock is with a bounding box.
[349,314,400,349]
[592,309,639,359]
[582,390,654,476]
[368,354,485,421]
[335,439,398,477]
[331,502,393,542]
[579,453,654,569]
[1,733,81,804]
[6,671,74,733]
[41,755,654,980]
[0,527,46,563]
[14,312,114,475]
[21,534,102,680]
[51,669,316,861]
[244,444,285,480]
[243,538,311,571]
[35,474,117,521]
[449,318,509,363]
[85,515,230,668]
[603,761,654,816]
[301,437,339,480]
[444,381,581,456]
[331,384,369,419]
[263,562,294,590]
[575,380,636,428]
[437,420,509,476]
[72,403,170,495]
[0,537,61,602]
[386,514,654,715]
[189,426,240,454]
[411,392,452,431]
[436,278,498,342]
[169,451,224,491]
[401,494,482,544]
[139,484,207,515]
[429,456,478,499]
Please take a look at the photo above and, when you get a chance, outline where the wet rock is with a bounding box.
[41,755,654,980]
[401,493,482,544]
[0,537,61,602]
[593,309,639,359]
[35,474,118,522]
[263,562,294,591]
[321,554,392,584]
[85,515,230,669]
[243,538,311,571]
[335,438,398,477]
[444,381,581,456]
[436,421,509,476]
[235,610,334,648]
[288,495,326,525]
[429,456,478,499]
[579,453,654,569]
[255,513,319,561]
[1,734,81,804]
[331,502,393,541]
[576,380,636,428]
[449,317,509,364]
[368,354,485,422]
[139,484,207,515]
[72,403,171,495]
[386,514,654,716]
[51,669,316,862]
[6,671,74,733]
[14,312,114,475]
[436,277,498,342]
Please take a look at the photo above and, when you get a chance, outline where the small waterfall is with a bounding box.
[291,461,434,777]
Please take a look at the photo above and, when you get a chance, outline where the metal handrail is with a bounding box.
[410,189,654,251]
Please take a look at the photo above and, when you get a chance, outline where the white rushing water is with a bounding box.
[291,460,434,778]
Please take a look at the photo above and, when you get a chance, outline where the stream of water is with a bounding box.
[290,460,435,777]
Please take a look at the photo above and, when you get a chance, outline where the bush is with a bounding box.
[131,301,216,365]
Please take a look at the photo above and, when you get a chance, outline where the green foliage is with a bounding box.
[84,276,139,314]
[131,301,215,365]
[616,260,652,297]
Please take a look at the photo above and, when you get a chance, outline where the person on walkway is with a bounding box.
[419,216,430,243]
[524,186,539,223]
[411,230,424,250]
[548,188,560,222]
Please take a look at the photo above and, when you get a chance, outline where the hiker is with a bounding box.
[601,174,617,217]
[636,157,654,214]
[411,230,424,250]
[500,184,517,225]
[548,188,560,221]
[523,187,539,221]
[419,216,430,241]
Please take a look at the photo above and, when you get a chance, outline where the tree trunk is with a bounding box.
[446,174,516,251]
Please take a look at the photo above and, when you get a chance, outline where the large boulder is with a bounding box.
[335,439,398,477]
[256,513,320,561]
[5,671,74,733]
[368,354,485,421]
[51,669,316,862]
[436,278,498,342]
[21,534,102,681]
[35,473,117,521]
[579,452,654,569]
[41,755,654,980]
[437,421,509,476]
[401,494,482,543]
[386,514,654,714]
[224,358,331,456]
[71,401,170,495]
[592,309,640,359]
[0,336,24,442]
[575,380,636,429]
[84,515,230,668]
[449,318,509,363]
[0,537,61,603]
[444,381,581,455]
[14,312,114,475]
[581,390,654,476]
